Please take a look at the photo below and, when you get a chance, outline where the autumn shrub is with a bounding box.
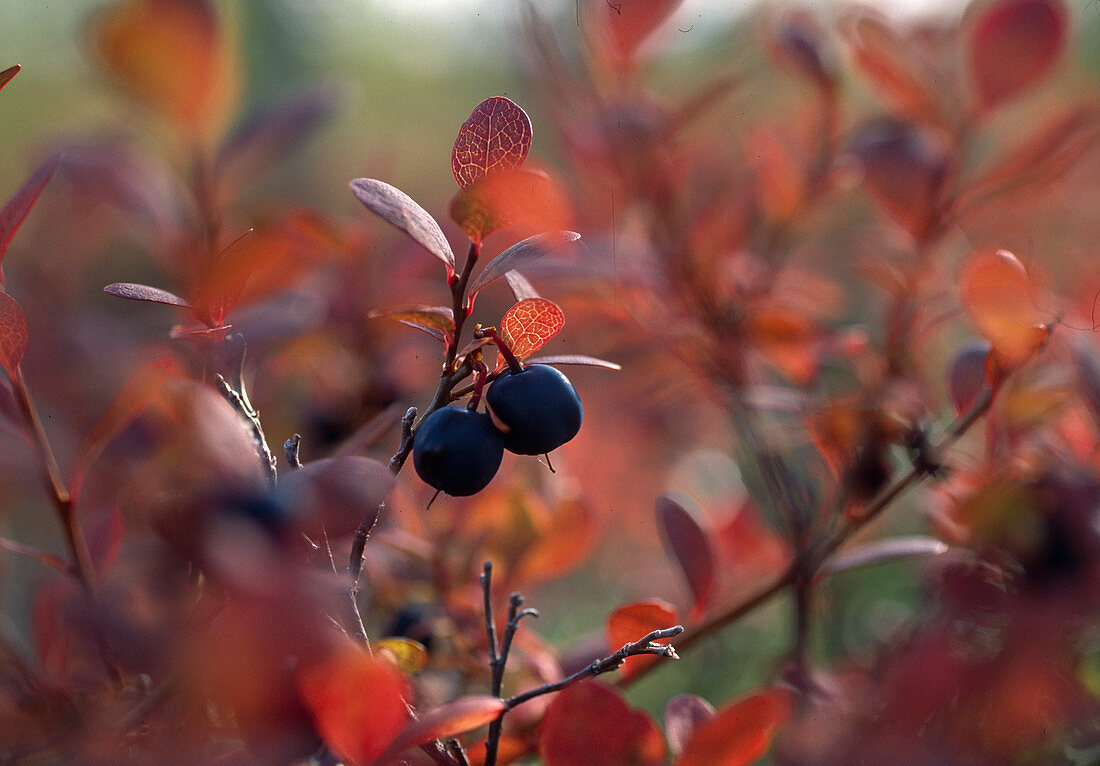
[0,0,1098,765]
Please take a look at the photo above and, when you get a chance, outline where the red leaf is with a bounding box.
[370,695,505,766]
[451,97,532,189]
[350,178,455,277]
[664,695,716,758]
[369,305,455,344]
[450,167,571,244]
[513,497,597,584]
[959,249,1047,366]
[0,157,59,284]
[675,688,793,766]
[501,298,565,364]
[967,0,1068,114]
[539,683,665,766]
[607,599,679,680]
[0,64,19,93]
[297,642,411,766]
[276,455,396,539]
[844,14,943,124]
[599,0,684,65]
[467,231,580,304]
[0,291,28,380]
[656,495,717,622]
[103,282,191,307]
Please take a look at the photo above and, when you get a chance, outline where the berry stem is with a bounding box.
[477,327,524,374]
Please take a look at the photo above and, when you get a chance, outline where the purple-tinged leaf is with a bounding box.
[948,339,991,414]
[349,178,455,277]
[0,376,25,439]
[104,282,191,307]
[663,695,716,757]
[820,536,950,578]
[0,291,28,380]
[656,495,717,621]
[467,231,580,301]
[523,354,622,370]
[0,156,59,284]
[277,455,396,539]
[368,305,455,343]
[0,65,20,93]
[505,269,540,301]
[217,87,339,189]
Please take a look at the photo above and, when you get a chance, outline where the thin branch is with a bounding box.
[483,584,539,766]
[505,625,683,711]
[215,374,277,484]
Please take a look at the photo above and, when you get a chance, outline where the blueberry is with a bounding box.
[486,364,582,455]
[413,406,504,496]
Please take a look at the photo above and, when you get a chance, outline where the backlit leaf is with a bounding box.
[0,291,28,381]
[94,0,238,139]
[675,688,793,766]
[948,340,992,414]
[819,536,950,578]
[599,0,684,65]
[607,599,679,680]
[450,167,571,244]
[959,249,1046,366]
[967,0,1068,114]
[0,65,19,93]
[104,282,191,307]
[0,156,59,284]
[523,354,622,370]
[664,695,716,758]
[296,642,410,766]
[540,683,665,766]
[501,298,565,363]
[656,495,717,622]
[376,637,429,675]
[371,695,505,766]
[467,231,580,303]
[451,97,532,189]
[369,305,455,343]
[350,179,455,277]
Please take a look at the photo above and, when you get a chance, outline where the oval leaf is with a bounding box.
[501,298,565,362]
[0,156,59,284]
[656,495,717,622]
[104,282,191,308]
[450,167,571,244]
[820,536,950,578]
[599,0,684,65]
[676,688,793,766]
[296,643,411,766]
[467,231,580,301]
[845,14,942,124]
[948,340,992,414]
[376,637,429,675]
[451,97,532,189]
[0,291,28,381]
[371,695,505,766]
[504,270,540,301]
[350,179,455,277]
[607,599,679,680]
[0,64,19,93]
[524,354,622,371]
[967,0,1068,114]
[664,695,716,758]
[369,305,455,343]
[959,249,1046,366]
[540,683,665,766]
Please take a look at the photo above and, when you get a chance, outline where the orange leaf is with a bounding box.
[296,643,411,766]
[675,688,793,766]
[450,167,571,244]
[959,250,1046,367]
[966,0,1068,114]
[500,298,565,364]
[375,637,429,675]
[370,695,505,765]
[844,14,943,125]
[598,0,684,65]
[513,497,597,585]
[0,291,28,381]
[539,683,665,766]
[94,0,238,140]
[452,97,532,189]
[607,599,679,680]
[369,305,455,344]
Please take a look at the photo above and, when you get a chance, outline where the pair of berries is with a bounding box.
[412,364,583,497]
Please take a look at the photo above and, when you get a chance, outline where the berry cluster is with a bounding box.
[412,363,582,497]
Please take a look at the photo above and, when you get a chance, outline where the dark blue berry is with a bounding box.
[413,406,503,496]
[486,364,582,455]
